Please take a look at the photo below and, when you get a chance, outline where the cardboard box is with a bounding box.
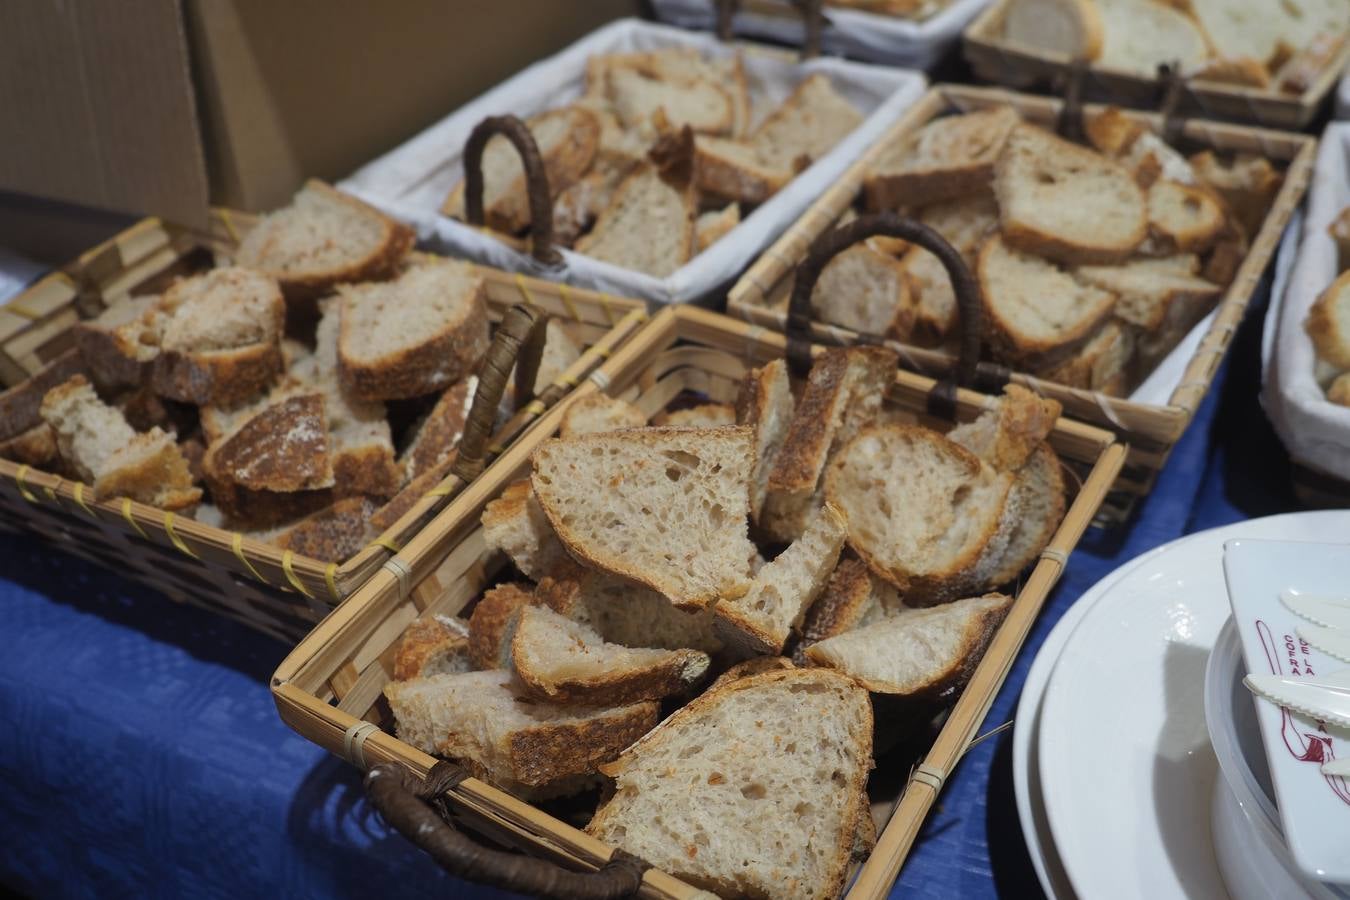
[0,0,635,233]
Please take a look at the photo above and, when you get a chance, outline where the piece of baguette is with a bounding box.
[39,375,200,510]
[385,669,659,791]
[1036,319,1135,394]
[693,137,790,206]
[480,479,569,580]
[809,243,917,339]
[73,294,160,390]
[1096,0,1208,75]
[1306,270,1350,369]
[337,258,490,401]
[750,73,864,174]
[1074,255,1221,339]
[574,165,697,278]
[805,593,1013,698]
[512,605,710,705]
[1186,0,1286,69]
[825,424,1012,603]
[715,503,848,656]
[606,66,734,135]
[708,656,796,691]
[797,557,902,658]
[735,358,795,525]
[271,496,378,562]
[467,582,533,670]
[392,615,473,681]
[994,123,1147,264]
[1187,150,1282,241]
[985,442,1066,585]
[1277,32,1348,95]
[1146,180,1226,253]
[864,106,1019,211]
[1327,372,1350,406]
[1001,0,1104,59]
[586,668,873,900]
[400,376,476,484]
[559,393,647,438]
[0,348,87,442]
[531,427,757,611]
[947,383,1062,473]
[235,180,414,299]
[0,423,60,469]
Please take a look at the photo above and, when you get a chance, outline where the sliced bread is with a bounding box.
[273,495,378,562]
[864,106,1020,210]
[0,423,60,469]
[1306,270,1350,369]
[979,234,1117,366]
[467,582,533,670]
[985,442,1066,585]
[1036,318,1135,394]
[693,137,790,206]
[531,426,757,610]
[512,605,710,705]
[749,73,864,173]
[574,165,696,278]
[586,668,872,900]
[337,259,490,401]
[1186,0,1286,68]
[824,424,1013,603]
[994,123,1147,264]
[1001,0,1104,59]
[1188,150,1283,240]
[656,403,736,428]
[1074,256,1221,334]
[39,375,200,509]
[606,66,734,135]
[797,557,902,657]
[384,669,659,790]
[809,243,917,339]
[235,180,414,298]
[735,358,795,525]
[1146,180,1226,253]
[74,294,160,389]
[1327,372,1350,406]
[392,615,473,681]
[559,393,647,438]
[480,479,569,580]
[805,593,1013,697]
[1095,0,1209,75]
[400,376,476,483]
[0,349,87,443]
[715,503,848,656]
[947,383,1062,473]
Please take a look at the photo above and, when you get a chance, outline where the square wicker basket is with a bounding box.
[272,304,1125,898]
[0,213,647,641]
[726,83,1315,521]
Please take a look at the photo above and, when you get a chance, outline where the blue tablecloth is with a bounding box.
[0,278,1304,900]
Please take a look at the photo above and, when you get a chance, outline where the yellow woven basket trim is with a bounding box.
[368,535,401,553]
[231,532,269,585]
[523,399,547,417]
[514,273,539,309]
[14,465,38,503]
[72,483,96,518]
[121,498,149,540]
[281,550,313,598]
[163,512,198,559]
[557,283,582,322]
[219,208,240,243]
[324,563,340,601]
[425,482,455,499]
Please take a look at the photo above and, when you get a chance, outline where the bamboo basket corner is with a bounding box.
[270,305,1126,900]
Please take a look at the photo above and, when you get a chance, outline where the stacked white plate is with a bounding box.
[1013,510,1350,900]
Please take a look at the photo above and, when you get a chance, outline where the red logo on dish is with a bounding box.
[1256,619,1350,806]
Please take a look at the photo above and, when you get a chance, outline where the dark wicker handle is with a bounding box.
[451,304,548,484]
[716,0,823,59]
[366,761,646,900]
[786,212,1005,418]
[464,115,562,265]
[1155,62,1188,147]
[1054,58,1089,143]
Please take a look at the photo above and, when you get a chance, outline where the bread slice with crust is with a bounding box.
[74,294,160,389]
[809,243,917,339]
[338,259,489,401]
[714,503,848,656]
[586,668,873,900]
[0,349,87,443]
[947,383,1062,473]
[467,582,533,670]
[391,615,473,681]
[272,496,379,562]
[749,73,864,174]
[384,669,659,792]
[1328,372,1350,406]
[481,479,569,580]
[1001,0,1103,60]
[1306,270,1350,369]
[0,423,60,469]
[985,442,1066,585]
[606,66,734,135]
[1187,151,1283,241]
[994,123,1147,264]
[979,235,1117,367]
[400,376,476,483]
[797,558,903,660]
[656,403,736,428]
[574,165,696,278]
[559,393,647,438]
[825,424,1013,604]
[693,137,790,206]
[761,347,897,542]
[694,203,742,253]
[1146,180,1226,253]
[805,593,1013,698]
[512,605,710,705]
[1096,0,1208,76]
[235,180,414,299]
[1036,319,1135,394]
[531,426,756,611]
[736,359,795,525]
[864,106,1020,211]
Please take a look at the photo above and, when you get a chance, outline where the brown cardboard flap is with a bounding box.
[0,0,209,227]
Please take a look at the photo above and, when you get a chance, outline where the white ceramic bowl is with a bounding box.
[1205,619,1350,900]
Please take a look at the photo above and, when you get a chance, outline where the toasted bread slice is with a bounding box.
[559,393,647,438]
[574,165,696,278]
[805,593,1013,697]
[442,106,600,234]
[1306,270,1350,369]
[235,180,414,299]
[947,383,1062,473]
[864,106,1020,211]
[809,243,917,339]
[1146,180,1226,253]
[74,294,160,389]
[467,582,533,670]
[400,376,476,483]
[693,137,790,206]
[40,375,200,510]
[587,668,872,900]
[531,427,756,610]
[481,479,569,580]
[512,605,710,705]
[656,403,736,428]
[714,503,848,656]
[1036,319,1135,394]
[761,347,897,542]
[0,349,87,443]
[337,258,490,401]
[979,235,1117,367]
[273,496,378,562]
[694,203,742,253]
[736,358,795,524]
[1001,0,1103,59]
[994,123,1147,264]
[392,615,473,681]
[825,424,1012,603]
[385,669,659,791]
[985,442,1066,585]
[750,73,864,173]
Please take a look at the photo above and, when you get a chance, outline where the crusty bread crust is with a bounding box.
[707,656,795,692]
[0,423,59,468]
[693,138,789,206]
[467,582,532,670]
[391,616,470,682]
[0,349,86,442]
[151,342,284,407]
[798,557,879,651]
[273,496,378,563]
[1306,269,1350,369]
[986,443,1066,585]
[504,701,660,788]
[863,106,1019,211]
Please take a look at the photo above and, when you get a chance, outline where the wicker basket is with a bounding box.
[726,83,1315,521]
[271,299,1125,898]
[0,213,646,642]
[962,0,1350,129]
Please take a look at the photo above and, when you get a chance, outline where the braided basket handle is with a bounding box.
[464,116,562,265]
[716,0,824,59]
[451,304,548,484]
[366,761,646,899]
[785,211,1006,418]
[1054,58,1090,143]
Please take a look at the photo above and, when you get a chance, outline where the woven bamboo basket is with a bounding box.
[271,293,1125,898]
[961,0,1350,129]
[726,83,1314,521]
[0,212,647,642]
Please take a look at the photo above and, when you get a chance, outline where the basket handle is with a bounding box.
[1054,58,1090,143]
[365,761,646,900]
[716,0,824,59]
[464,115,562,265]
[785,211,1007,418]
[451,304,549,485]
[1155,62,1189,147]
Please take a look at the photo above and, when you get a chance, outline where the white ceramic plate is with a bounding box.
[1035,511,1350,900]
